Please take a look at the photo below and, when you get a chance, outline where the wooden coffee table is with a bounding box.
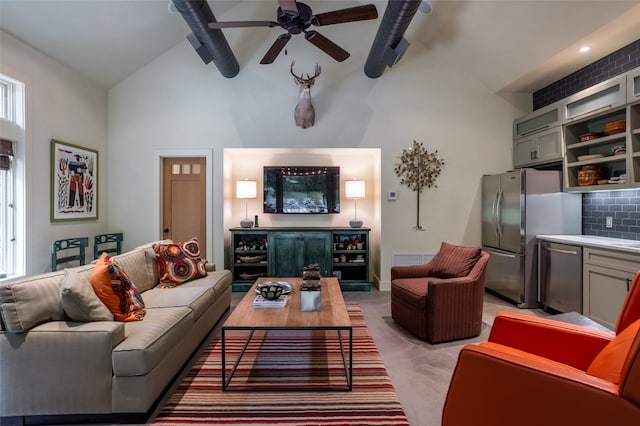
[221,277,353,391]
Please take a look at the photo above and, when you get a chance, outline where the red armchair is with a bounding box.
[442,269,640,426]
[391,242,490,343]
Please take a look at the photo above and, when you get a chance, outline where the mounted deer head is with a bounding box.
[291,61,321,129]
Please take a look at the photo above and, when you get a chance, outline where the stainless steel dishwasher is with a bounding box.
[538,241,583,313]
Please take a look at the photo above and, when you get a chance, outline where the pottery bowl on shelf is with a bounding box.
[612,145,626,155]
[577,154,606,161]
[578,132,602,142]
[604,120,626,135]
[578,167,601,186]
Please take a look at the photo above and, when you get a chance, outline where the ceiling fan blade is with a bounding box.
[278,0,299,16]
[311,4,378,26]
[304,31,350,62]
[209,21,279,29]
[260,33,292,64]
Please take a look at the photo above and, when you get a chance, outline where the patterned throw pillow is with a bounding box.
[90,253,146,322]
[154,238,207,288]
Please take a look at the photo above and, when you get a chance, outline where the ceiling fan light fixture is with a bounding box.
[210,0,378,64]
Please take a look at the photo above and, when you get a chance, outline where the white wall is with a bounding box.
[0,31,108,274]
[108,23,522,289]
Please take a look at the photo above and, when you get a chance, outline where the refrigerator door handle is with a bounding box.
[496,189,503,239]
[491,189,499,238]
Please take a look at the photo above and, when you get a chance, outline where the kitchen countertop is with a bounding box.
[537,235,640,254]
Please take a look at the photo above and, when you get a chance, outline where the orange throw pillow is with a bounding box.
[587,319,640,384]
[90,253,146,322]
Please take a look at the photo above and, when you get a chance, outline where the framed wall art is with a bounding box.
[50,139,98,222]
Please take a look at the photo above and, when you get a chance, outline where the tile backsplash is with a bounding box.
[583,190,640,240]
[533,38,640,110]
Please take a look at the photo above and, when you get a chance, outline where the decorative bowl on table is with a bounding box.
[257,283,284,300]
[255,281,292,300]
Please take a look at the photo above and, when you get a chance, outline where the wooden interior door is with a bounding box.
[162,157,206,256]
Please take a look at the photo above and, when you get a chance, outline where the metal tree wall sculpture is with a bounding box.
[394,140,445,231]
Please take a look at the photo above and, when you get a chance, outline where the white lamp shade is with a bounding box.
[345,180,365,199]
[236,180,257,199]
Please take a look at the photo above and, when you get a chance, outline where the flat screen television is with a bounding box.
[263,166,340,214]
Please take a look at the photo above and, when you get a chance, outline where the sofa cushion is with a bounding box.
[60,268,113,321]
[154,238,207,288]
[142,286,214,321]
[90,254,146,322]
[428,242,481,278]
[112,306,193,376]
[0,271,66,332]
[587,319,640,384]
[112,248,157,293]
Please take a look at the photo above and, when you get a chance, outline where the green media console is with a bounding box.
[229,227,371,292]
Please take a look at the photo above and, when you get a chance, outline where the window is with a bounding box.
[0,74,25,279]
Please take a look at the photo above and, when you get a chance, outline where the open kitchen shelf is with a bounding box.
[564,106,632,191]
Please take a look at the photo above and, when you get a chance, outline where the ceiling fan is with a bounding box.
[208,0,378,64]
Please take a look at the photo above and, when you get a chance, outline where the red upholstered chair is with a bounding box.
[390,242,490,343]
[442,270,640,426]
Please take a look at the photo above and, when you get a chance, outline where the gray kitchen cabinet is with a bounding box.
[582,247,638,329]
[513,101,563,168]
[631,103,640,180]
[512,65,640,192]
[514,126,562,167]
[563,105,629,191]
[561,75,629,191]
[564,75,627,123]
[628,67,640,104]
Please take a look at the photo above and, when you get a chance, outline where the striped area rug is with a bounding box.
[152,303,409,425]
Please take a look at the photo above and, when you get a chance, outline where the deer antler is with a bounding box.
[290,61,321,84]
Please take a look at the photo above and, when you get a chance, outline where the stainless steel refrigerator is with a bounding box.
[482,170,581,308]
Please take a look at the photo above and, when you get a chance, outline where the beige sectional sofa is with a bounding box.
[0,241,232,419]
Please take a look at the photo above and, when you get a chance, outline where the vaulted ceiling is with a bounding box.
[1,0,640,95]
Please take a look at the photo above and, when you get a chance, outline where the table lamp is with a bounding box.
[345,180,365,228]
[236,179,257,228]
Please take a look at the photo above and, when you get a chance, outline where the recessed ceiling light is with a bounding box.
[579,45,591,53]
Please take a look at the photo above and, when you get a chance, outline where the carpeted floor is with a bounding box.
[152,303,410,425]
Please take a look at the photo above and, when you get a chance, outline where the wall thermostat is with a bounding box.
[388,191,398,201]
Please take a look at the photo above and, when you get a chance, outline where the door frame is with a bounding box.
[153,149,214,263]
